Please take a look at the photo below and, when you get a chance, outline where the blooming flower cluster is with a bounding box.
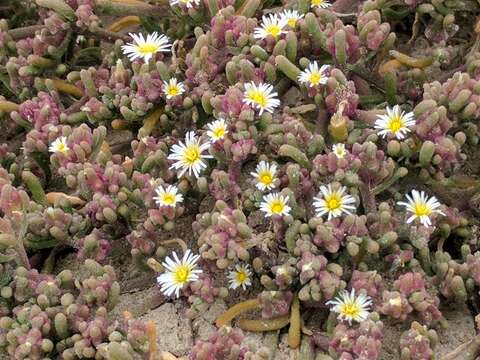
[5,0,475,358]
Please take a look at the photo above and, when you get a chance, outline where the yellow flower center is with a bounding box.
[213,127,225,139]
[57,143,67,152]
[340,303,360,318]
[163,193,176,205]
[309,72,322,85]
[236,271,247,283]
[249,90,268,108]
[335,148,345,158]
[265,24,282,37]
[414,202,431,217]
[287,18,297,28]
[167,85,179,97]
[270,200,285,214]
[137,43,158,55]
[387,116,403,133]
[174,265,190,284]
[326,194,341,211]
[311,0,324,5]
[259,172,273,185]
[184,146,201,165]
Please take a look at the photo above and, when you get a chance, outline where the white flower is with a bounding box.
[157,250,202,298]
[162,78,185,99]
[397,190,445,227]
[298,62,330,87]
[206,118,228,142]
[153,184,183,208]
[332,143,346,158]
[374,105,415,140]
[253,14,287,40]
[170,0,200,8]
[326,289,372,324]
[242,82,280,115]
[121,32,171,62]
[227,264,252,290]
[260,193,291,217]
[313,184,356,220]
[250,161,278,191]
[311,0,331,8]
[279,9,304,28]
[49,136,69,154]
[168,131,213,178]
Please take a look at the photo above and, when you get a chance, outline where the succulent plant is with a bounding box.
[0,0,479,358]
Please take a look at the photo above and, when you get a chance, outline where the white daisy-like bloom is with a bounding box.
[227,264,252,290]
[206,118,228,142]
[168,131,213,178]
[311,0,331,8]
[326,289,372,325]
[397,190,445,227]
[332,143,346,158]
[170,0,200,8]
[162,78,186,99]
[313,184,356,220]
[374,105,415,140]
[260,193,291,217]
[153,184,183,208]
[279,9,304,28]
[242,82,280,115]
[298,62,330,87]
[253,14,288,40]
[121,32,171,63]
[157,250,202,298]
[49,136,69,154]
[250,161,278,191]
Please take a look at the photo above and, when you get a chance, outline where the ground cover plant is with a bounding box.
[1,0,480,359]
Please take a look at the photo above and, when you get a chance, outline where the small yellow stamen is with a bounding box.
[309,72,322,85]
[312,0,324,5]
[341,303,360,317]
[236,271,247,283]
[265,25,281,37]
[167,86,179,97]
[388,117,403,133]
[260,172,273,185]
[414,203,431,217]
[138,43,158,55]
[270,200,284,214]
[287,19,297,28]
[174,265,190,284]
[326,195,341,211]
[163,194,176,205]
[184,147,200,164]
[213,128,225,138]
[249,91,268,107]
